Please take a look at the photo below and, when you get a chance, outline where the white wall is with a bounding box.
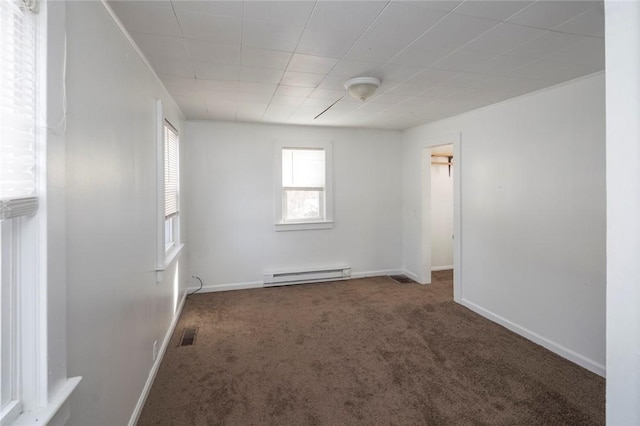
[605,1,640,422]
[402,73,606,375]
[64,2,187,425]
[185,121,402,288]
[430,152,454,270]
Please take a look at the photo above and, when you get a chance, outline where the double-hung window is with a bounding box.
[164,120,179,251]
[282,148,325,222]
[275,142,333,231]
[1,0,38,422]
[156,100,182,281]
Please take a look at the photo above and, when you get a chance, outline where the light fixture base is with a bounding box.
[344,77,381,102]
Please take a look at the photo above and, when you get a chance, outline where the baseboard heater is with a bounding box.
[263,266,351,287]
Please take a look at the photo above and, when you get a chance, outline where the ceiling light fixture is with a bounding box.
[344,77,381,102]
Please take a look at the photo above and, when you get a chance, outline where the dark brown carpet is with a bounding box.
[138,271,604,425]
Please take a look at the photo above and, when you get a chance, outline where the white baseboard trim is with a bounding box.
[187,280,263,293]
[128,289,188,426]
[350,269,403,279]
[186,270,412,294]
[460,298,606,377]
[431,265,453,271]
[401,269,420,282]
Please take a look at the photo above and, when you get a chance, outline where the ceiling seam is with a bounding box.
[259,0,319,124]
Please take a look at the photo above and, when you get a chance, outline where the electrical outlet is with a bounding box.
[153,340,158,362]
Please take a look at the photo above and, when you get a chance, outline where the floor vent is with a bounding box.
[179,327,198,347]
[389,275,417,284]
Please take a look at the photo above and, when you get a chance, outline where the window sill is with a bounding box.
[274,221,334,232]
[156,243,184,282]
[12,376,81,426]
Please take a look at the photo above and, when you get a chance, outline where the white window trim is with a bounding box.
[155,101,183,282]
[273,140,334,232]
[2,1,81,424]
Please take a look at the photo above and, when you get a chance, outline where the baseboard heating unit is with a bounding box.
[263,266,351,287]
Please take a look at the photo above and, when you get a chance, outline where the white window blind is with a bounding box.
[282,148,325,222]
[0,0,38,221]
[164,121,178,218]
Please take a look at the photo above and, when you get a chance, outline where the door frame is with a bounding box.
[419,133,462,303]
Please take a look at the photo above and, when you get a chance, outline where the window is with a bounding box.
[156,101,182,280]
[1,0,38,422]
[164,120,179,251]
[282,148,325,222]
[274,142,333,231]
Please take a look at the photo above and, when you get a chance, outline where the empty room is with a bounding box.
[1,0,638,425]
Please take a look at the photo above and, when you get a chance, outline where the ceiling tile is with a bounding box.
[506,1,597,30]
[263,104,297,122]
[542,37,604,67]
[297,1,388,57]
[396,1,463,13]
[316,75,349,91]
[406,68,458,88]
[453,1,534,21]
[185,39,241,65]
[237,82,278,96]
[463,23,547,55]
[507,59,600,82]
[172,95,208,120]
[193,63,240,81]
[243,1,315,24]
[506,31,586,60]
[270,96,307,107]
[466,54,534,76]
[131,33,188,60]
[242,19,306,51]
[274,86,314,98]
[329,60,384,77]
[161,75,237,96]
[109,1,181,37]
[441,72,492,89]
[345,3,446,63]
[147,56,195,78]
[431,48,496,72]
[239,67,284,84]
[171,1,243,18]
[554,4,604,37]
[205,99,237,120]
[236,103,268,122]
[301,97,333,108]
[175,9,242,45]
[376,63,423,82]
[384,83,427,96]
[389,47,449,68]
[308,88,345,100]
[280,71,325,88]
[408,13,500,52]
[241,48,292,71]
[355,100,390,111]
[368,93,406,105]
[287,54,340,74]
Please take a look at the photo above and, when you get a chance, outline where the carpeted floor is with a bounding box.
[138,271,604,425]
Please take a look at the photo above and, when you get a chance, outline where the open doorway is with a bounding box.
[430,145,454,273]
[417,133,461,302]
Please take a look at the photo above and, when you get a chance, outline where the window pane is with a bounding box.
[284,190,323,221]
[282,149,324,187]
[165,216,174,250]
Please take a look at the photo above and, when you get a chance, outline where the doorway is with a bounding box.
[430,145,454,272]
[418,133,461,302]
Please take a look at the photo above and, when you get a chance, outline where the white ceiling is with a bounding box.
[109,0,604,130]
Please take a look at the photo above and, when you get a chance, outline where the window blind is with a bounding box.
[0,0,38,220]
[164,121,178,218]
